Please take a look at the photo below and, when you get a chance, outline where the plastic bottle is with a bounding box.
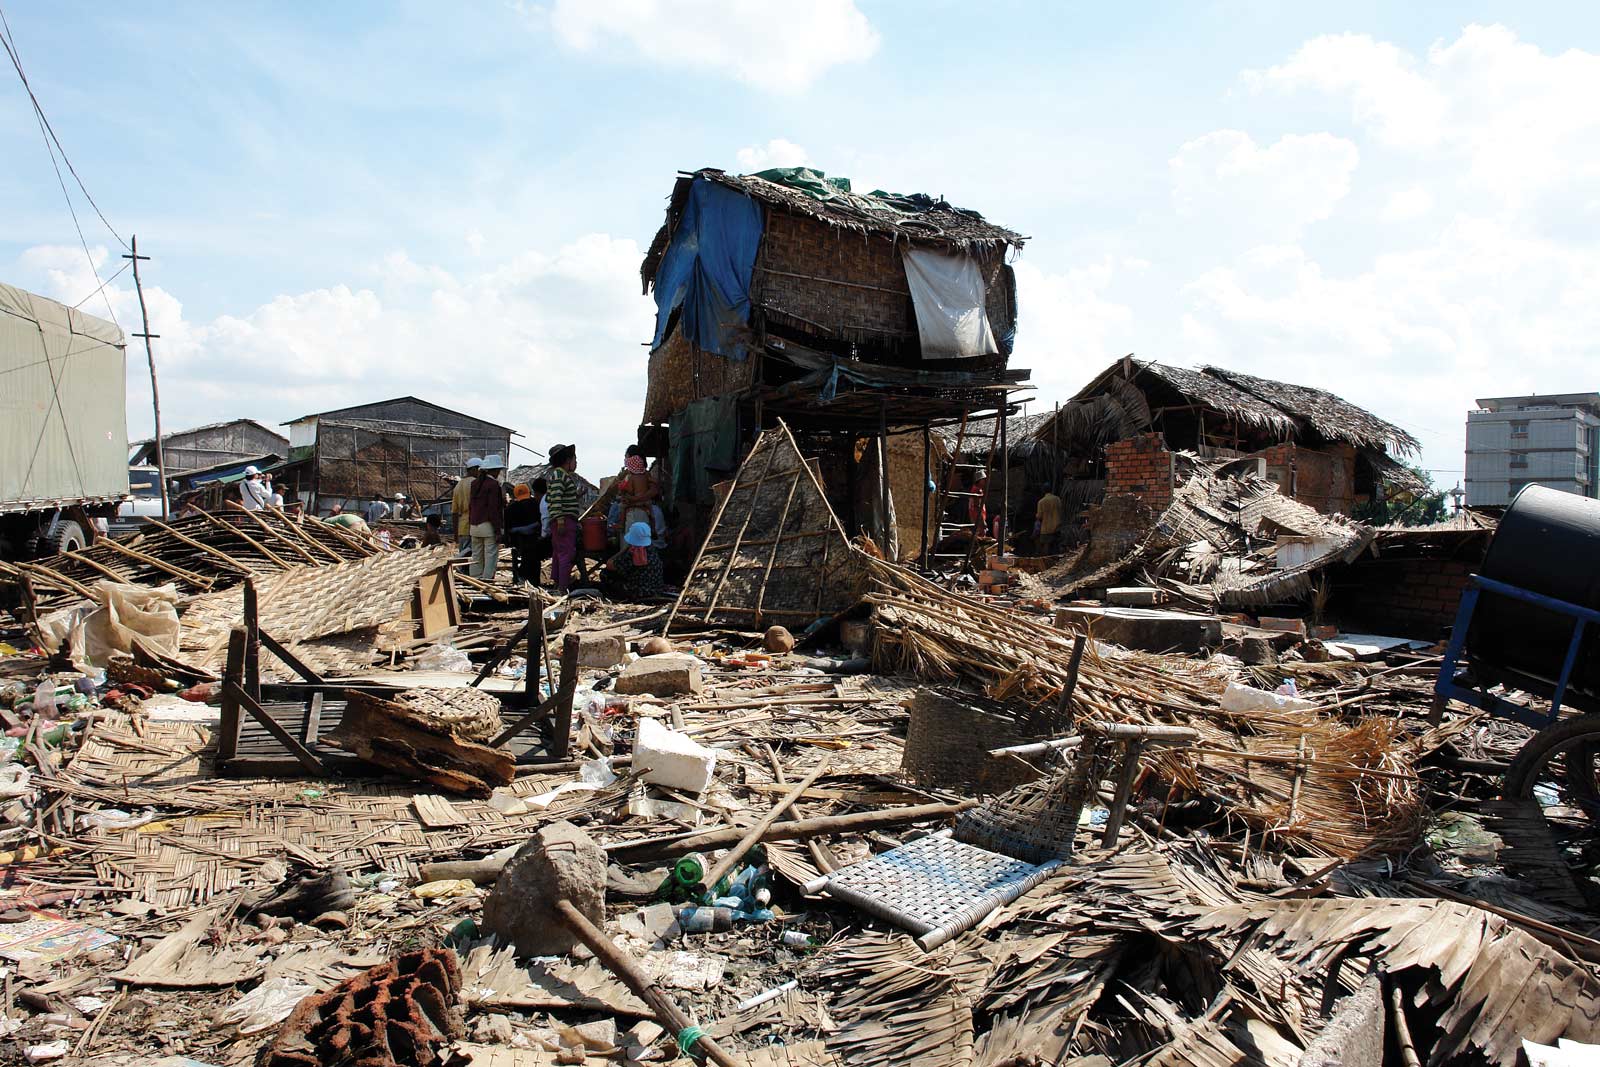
[673,905,733,933]
[781,931,816,949]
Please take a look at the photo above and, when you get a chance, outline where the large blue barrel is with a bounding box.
[1468,484,1600,700]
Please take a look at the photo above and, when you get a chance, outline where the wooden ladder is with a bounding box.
[927,410,1002,573]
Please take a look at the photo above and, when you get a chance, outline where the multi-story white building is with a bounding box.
[1465,393,1600,506]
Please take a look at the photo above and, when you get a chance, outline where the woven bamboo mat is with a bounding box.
[54,713,592,910]
[176,546,454,670]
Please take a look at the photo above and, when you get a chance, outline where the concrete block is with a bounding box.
[633,717,718,793]
[615,653,703,696]
[1257,616,1307,637]
[1057,606,1221,653]
[575,631,627,669]
[1107,586,1160,607]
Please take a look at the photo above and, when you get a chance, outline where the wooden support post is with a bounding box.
[302,691,324,746]
[223,678,327,775]
[920,421,931,569]
[243,579,261,703]
[998,402,1009,551]
[1101,739,1145,848]
[877,397,891,555]
[554,900,740,1067]
[525,593,543,709]
[471,619,531,689]
[257,628,326,685]
[217,628,245,763]
[124,235,169,519]
[1052,632,1088,728]
[489,632,580,753]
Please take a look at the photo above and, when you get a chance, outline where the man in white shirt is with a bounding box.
[239,467,269,511]
[365,496,392,525]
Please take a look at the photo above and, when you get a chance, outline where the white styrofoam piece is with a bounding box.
[633,717,718,794]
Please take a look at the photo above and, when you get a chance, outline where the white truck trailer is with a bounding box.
[0,282,130,558]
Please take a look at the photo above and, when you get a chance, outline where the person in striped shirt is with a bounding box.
[545,444,581,593]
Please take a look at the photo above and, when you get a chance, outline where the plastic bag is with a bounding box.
[37,582,179,668]
[414,643,472,672]
[1218,681,1316,714]
[219,976,315,1034]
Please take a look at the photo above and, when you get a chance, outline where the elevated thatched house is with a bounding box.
[639,166,1032,556]
[1029,357,1422,521]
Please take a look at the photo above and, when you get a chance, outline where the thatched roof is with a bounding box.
[1201,366,1420,457]
[930,408,1054,455]
[643,168,1025,292]
[1034,358,1419,458]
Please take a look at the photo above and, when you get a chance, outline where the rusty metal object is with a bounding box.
[258,948,463,1067]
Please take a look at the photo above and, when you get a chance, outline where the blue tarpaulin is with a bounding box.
[650,178,764,360]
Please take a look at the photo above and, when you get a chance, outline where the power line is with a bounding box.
[0,4,128,251]
[0,10,120,329]
[73,259,129,308]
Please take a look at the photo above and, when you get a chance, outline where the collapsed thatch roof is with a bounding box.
[642,168,1025,292]
[1201,366,1420,457]
[1033,358,1419,459]
[931,408,1055,456]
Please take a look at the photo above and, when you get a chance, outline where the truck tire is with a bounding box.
[49,519,86,555]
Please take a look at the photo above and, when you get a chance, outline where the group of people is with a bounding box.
[448,444,666,599]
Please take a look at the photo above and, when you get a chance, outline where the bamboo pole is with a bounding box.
[701,756,832,892]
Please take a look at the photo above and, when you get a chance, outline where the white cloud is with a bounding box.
[1011,257,1144,404]
[736,138,809,172]
[16,236,657,475]
[1170,130,1359,243]
[1167,25,1600,479]
[1243,33,1449,147]
[1381,186,1433,221]
[544,0,879,90]
[1245,25,1600,223]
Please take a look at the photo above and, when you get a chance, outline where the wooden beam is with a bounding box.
[222,679,326,775]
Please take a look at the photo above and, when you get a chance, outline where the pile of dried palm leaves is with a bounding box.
[860,557,1425,857]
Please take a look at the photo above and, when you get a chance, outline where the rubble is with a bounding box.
[614,653,703,697]
[483,821,607,957]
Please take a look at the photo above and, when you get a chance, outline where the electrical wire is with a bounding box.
[0,4,128,251]
[0,5,123,330]
[72,260,130,308]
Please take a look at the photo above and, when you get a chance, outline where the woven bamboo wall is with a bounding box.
[670,423,869,631]
[642,328,758,425]
[885,431,944,561]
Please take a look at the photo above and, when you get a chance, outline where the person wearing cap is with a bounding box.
[393,492,411,520]
[452,458,480,553]
[601,520,665,600]
[239,466,269,511]
[468,454,506,580]
[545,444,581,593]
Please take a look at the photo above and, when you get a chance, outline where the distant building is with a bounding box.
[1465,393,1600,506]
[275,397,515,514]
[129,419,288,475]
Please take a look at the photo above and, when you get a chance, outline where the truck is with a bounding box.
[0,281,130,559]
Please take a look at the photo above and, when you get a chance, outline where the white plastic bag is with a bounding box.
[219,976,315,1034]
[1219,681,1316,714]
[414,643,472,672]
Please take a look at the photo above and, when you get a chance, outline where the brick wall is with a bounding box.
[1254,442,1356,514]
[1105,433,1175,510]
[1335,556,1475,639]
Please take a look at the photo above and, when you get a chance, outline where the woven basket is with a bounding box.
[901,688,1055,795]
[953,736,1108,863]
[390,687,504,743]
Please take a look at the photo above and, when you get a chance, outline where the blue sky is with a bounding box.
[5,1,1599,482]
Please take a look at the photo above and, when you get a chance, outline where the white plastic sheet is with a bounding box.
[902,248,998,359]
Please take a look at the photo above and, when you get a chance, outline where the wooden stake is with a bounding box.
[124,235,168,519]
[554,900,739,1067]
[701,756,832,893]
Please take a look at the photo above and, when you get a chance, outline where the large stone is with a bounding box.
[482,821,606,957]
[1056,606,1221,654]
[575,631,627,669]
[1237,635,1277,666]
[614,653,703,696]
[762,626,796,653]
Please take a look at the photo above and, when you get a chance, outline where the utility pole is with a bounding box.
[124,235,168,519]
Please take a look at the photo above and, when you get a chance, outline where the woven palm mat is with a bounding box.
[54,714,603,910]
[390,687,504,743]
[175,546,454,670]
